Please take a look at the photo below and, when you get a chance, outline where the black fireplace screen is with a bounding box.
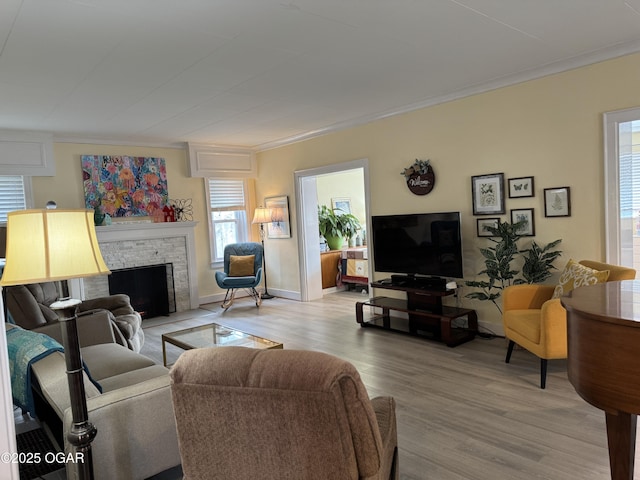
[108,263,176,320]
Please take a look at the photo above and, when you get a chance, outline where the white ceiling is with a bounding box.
[1,0,640,151]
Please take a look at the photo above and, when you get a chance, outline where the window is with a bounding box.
[206,178,249,265]
[604,107,640,273]
[0,175,30,223]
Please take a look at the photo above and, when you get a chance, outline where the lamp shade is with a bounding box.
[0,209,111,286]
[252,207,272,225]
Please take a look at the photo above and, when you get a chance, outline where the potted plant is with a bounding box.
[465,220,562,313]
[318,205,361,250]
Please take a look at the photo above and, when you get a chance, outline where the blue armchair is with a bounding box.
[214,243,264,309]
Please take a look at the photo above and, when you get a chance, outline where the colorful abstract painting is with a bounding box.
[82,155,169,218]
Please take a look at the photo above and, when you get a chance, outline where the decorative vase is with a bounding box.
[93,207,105,226]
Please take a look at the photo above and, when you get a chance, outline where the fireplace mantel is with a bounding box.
[72,221,199,311]
[95,221,197,242]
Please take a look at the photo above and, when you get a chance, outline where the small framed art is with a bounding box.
[508,176,534,198]
[544,187,571,217]
[477,218,500,237]
[264,195,291,238]
[511,208,535,236]
[331,197,351,214]
[471,173,505,215]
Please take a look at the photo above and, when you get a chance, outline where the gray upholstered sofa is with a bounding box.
[6,312,180,480]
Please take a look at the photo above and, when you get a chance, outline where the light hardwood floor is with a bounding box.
[141,292,636,480]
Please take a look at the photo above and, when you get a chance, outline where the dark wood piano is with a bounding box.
[562,280,640,480]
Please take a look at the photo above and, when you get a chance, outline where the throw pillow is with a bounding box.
[551,259,610,298]
[229,255,255,277]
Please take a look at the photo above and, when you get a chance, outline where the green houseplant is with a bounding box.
[520,239,563,284]
[465,220,562,313]
[318,205,361,250]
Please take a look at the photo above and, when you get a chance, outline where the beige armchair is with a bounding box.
[170,346,399,480]
[503,259,636,388]
[5,281,144,352]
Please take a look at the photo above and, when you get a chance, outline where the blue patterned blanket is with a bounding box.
[7,326,64,416]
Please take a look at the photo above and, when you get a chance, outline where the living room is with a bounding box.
[2,2,640,478]
[3,51,640,479]
[19,50,640,331]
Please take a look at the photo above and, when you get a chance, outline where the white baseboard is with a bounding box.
[267,288,301,301]
[199,288,301,306]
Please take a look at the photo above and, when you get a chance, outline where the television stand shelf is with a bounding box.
[356,280,478,347]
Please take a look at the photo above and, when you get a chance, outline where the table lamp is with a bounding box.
[0,208,111,480]
[252,207,274,300]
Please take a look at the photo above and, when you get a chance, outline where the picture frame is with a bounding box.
[264,195,291,239]
[331,197,351,214]
[471,173,505,215]
[511,208,535,236]
[544,187,571,217]
[477,218,500,237]
[508,176,534,198]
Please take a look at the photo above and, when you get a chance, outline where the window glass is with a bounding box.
[206,179,249,264]
[604,108,640,273]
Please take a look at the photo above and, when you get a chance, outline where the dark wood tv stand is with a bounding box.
[356,279,478,347]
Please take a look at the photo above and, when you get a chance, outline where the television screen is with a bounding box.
[371,212,464,279]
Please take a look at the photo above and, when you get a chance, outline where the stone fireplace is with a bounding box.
[72,221,199,312]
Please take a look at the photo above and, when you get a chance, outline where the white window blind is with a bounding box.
[208,179,246,211]
[0,175,26,222]
[206,178,249,265]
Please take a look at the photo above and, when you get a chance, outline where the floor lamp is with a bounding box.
[252,207,274,300]
[0,208,111,480]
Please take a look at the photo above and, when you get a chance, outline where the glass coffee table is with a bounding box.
[162,322,283,367]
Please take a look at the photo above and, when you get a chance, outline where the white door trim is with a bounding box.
[294,159,371,301]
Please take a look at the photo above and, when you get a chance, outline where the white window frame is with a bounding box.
[0,175,33,224]
[604,107,640,266]
[205,178,250,267]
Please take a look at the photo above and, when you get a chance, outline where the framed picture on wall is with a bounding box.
[331,197,351,214]
[471,173,505,215]
[511,208,535,236]
[544,187,571,217]
[476,218,500,237]
[265,195,291,239]
[508,176,534,198]
[82,155,169,218]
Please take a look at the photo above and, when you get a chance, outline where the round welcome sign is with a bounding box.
[401,159,435,195]
[406,165,435,195]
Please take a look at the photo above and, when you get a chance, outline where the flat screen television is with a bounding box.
[370,211,464,279]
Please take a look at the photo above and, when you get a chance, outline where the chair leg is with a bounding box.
[221,289,236,309]
[505,340,515,363]
[248,287,262,307]
[540,358,547,389]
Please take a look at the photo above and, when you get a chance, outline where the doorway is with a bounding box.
[604,106,640,274]
[294,159,371,301]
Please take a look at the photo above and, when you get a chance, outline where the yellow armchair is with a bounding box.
[502,260,636,388]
